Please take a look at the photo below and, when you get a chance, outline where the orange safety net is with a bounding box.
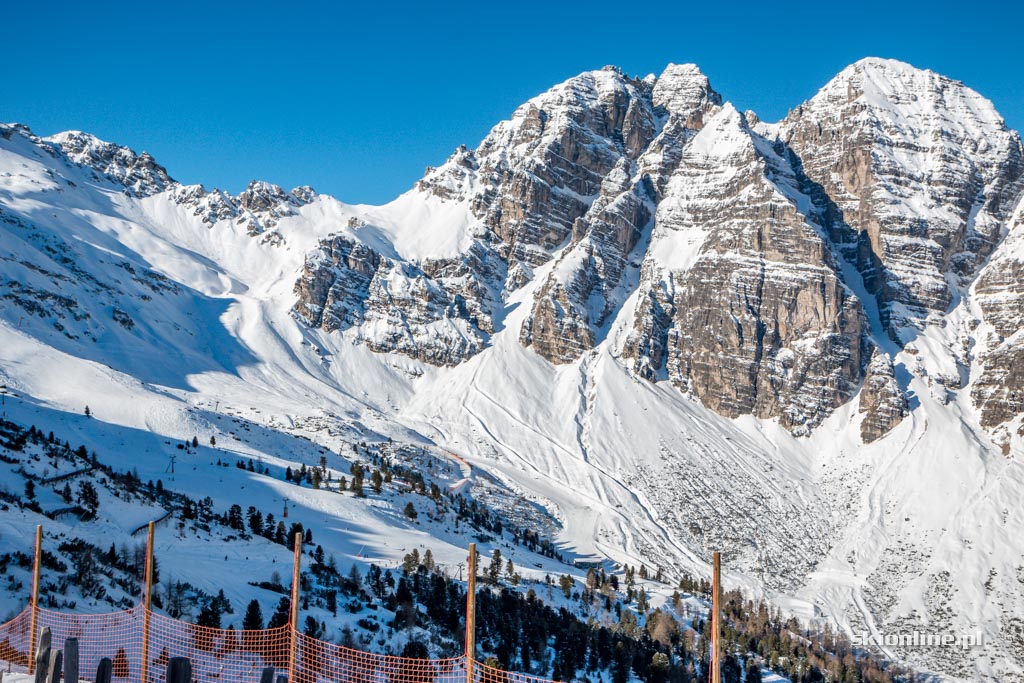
[294,631,466,683]
[475,659,556,683]
[0,604,544,683]
[0,605,31,667]
[37,605,145,679]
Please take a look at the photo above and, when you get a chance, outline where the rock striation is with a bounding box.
[972,197,1024,430]
[781,58,1024,339]
[622,105,869,433]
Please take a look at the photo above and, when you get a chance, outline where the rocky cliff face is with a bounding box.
[622,105,869,433]
[972,197,1024,434]
[294,229,501,366]
[169,180,317,239]
[520,64,720,363]
[781,58,1024,339]
[47,130,175,197]
[420,65,661,289]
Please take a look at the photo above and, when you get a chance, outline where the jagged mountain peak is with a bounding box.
[45,128,175,196]
[238,179,316,211]
[799,56,1014,134]
[652,62,722,116]
[782,56,1024,347]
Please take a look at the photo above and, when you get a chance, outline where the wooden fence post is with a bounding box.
[28,525,42,675]
[288,532,303,683]
[711,551,721,683]
[465,543,477,683]
[141,522,156,683]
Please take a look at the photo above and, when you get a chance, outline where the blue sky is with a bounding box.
[5,0,1022,204]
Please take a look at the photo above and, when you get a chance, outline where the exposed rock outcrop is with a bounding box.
[859,349,909,442]
[170,180,316,237]
[972,198,1024,428]
[520,65,721,363]
[420,66,661,288]
[294,234,500,366]
[47,130,175,196]
[623,105,870,433]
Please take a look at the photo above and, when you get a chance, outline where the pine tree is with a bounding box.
[722,655,741,683]
[403,502,417,520]
[197,600,222,629]
[287,523,304,550]
[636,588,648,612]
[210,435,216,447]
[267,597,291,629]
[227,504,244,531]
[650,652,669,683]
[77,481,99,516]
[402,549,420,573]
[215,588,233,614]
[488,549,503,583]
[242,599,264,630]
[275,521,286,545]
[325,590,338,616]
[247,507,263,535]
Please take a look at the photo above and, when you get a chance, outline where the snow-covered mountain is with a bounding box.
[2,57,1024,680]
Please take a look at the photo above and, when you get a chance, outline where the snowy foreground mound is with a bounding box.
[2,57,1024,680]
